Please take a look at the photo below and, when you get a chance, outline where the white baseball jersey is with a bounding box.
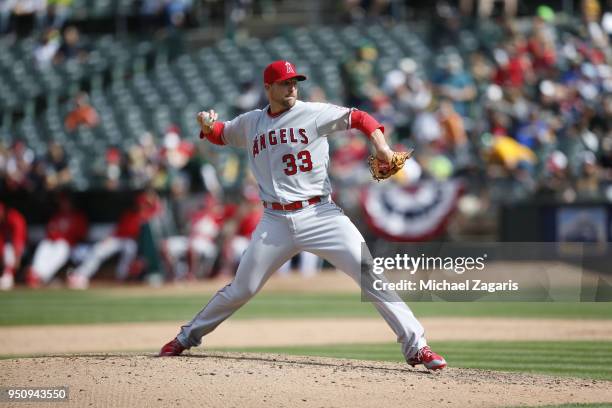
[221,100,352,203]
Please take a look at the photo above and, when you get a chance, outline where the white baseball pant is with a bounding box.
[2,243,16,272]
[177,200,427,360]
[74,237,137,280]
[164,236,218,279]
[31,239,71,283]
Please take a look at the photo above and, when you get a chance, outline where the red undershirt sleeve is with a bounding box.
[199,122,226,145]
[349,110,385,136]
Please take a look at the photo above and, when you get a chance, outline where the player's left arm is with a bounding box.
[314,103,394,163]
[349,110,394,163]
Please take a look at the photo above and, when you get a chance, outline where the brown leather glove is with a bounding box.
[368,149,414,181]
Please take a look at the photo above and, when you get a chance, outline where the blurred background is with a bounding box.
[0,0,611,290]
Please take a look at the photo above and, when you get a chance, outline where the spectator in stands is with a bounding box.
[536,150,574,202]
[126,132,173,191]
[0,0,17,34]
[25,192,88,288]
[67,191,161,289]
[64,92,99,132]
[582,0,609,49]
[469,52,495,92]
[575,151,602,199]
[340,0,365,23]
[55,25,88,63]
[600,0,612,41]
[433,54,477,119]
[164,0,192,28]
[527,23,557,77]
[493,39,534,88]
[486,134,537,173]
[459,0,517,18]
[233,79,264,115]
[393,64,434,124]
[412,103,442,146]
[0,142,9,189]
[33,28,61,68]
[45,140,72,190]
[514,109,554,150]
[102,146,128,191]
[431,1,463,48]
[10,0,47,33]
[47,0,72,29]
[340,0,393,24]
[137,0,164,32]
[0,202,27,291]
[341,43,379,109]
[438,98,470,166]
[4,141,35,192]
[26,158,49,192]
[160,125,196,186]
[127,143,151,189]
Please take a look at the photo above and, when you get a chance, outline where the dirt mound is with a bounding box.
[1,352,610,408]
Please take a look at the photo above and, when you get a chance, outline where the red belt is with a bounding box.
[262,196,321,211]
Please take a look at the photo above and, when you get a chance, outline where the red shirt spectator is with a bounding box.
[113,191,163,239]
[189,210,223,241]
[64,92,99,132]
[0,203,27,260]
[237,207,262,238]
[493,54,531,88]
[527,36,556,74]
[47,208,88,246]
[136,191,163,221]
[114,209,143,239]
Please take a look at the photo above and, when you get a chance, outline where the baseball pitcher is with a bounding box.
[160,60,446,370]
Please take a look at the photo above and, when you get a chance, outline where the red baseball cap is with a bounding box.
[263,60,307,84]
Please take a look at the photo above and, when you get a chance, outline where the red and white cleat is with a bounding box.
[408,346,447,371]
[0,273,14,291]
[67,273,89,290]
[26,269,42,289]
[158,337,188,357]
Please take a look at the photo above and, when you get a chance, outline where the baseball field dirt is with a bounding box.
[2,317,612,355]
[1,352,611,408]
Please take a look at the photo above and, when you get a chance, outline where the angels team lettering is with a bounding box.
[252,128,308,157]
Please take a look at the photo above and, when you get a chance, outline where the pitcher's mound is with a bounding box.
[1,352,610,408]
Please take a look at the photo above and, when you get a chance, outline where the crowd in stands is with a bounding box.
[0,139,72,192]
[0,0,194,36]
[337,1,612,207]
[2,3,610,204]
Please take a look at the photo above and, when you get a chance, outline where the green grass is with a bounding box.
[0,289,611,325]
[215,341,612,381]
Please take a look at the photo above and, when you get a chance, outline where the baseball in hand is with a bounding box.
[198,109,217,133]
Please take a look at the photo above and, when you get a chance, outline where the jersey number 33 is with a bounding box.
[282,150,313,175]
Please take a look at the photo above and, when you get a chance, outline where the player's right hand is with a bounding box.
[197,109,218,134]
